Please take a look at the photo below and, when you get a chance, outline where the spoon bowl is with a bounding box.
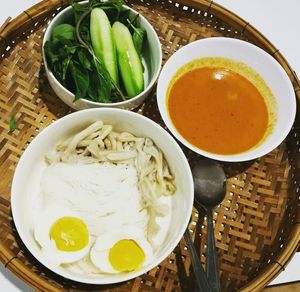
[192,159,226,208]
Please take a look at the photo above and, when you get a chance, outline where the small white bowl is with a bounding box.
[42,2,162,110]
[157,37,296,162]
[11,108,193,284]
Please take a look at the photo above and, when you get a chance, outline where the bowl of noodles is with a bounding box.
[11,108,193,284]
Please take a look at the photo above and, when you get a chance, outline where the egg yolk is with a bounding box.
[50,217,89,252]
[109,239,145,271]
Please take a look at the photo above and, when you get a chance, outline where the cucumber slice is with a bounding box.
[112,21,144,98]
[90,8,118,84]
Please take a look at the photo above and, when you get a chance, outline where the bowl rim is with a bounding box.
[156,37,297,162]
[42,2,162,107]
[11,108,194,284]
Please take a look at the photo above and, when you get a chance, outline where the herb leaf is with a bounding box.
[72,2,87,24]
[93,55,112,102]
[78,49,92,71]
[52,24,76,43]
[69,61,90,101]
[133,27,146,55]
[9,116,17,132]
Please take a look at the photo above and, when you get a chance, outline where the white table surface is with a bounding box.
[0,0,299,291]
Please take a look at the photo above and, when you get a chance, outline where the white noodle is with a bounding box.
[47,120,176,239]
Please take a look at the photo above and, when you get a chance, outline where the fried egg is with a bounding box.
[34,205,91,265]
[90,226,153,273]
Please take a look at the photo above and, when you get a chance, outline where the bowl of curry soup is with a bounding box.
[156,37,296,162]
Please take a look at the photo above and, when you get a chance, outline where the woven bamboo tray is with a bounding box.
[0,0,300,291]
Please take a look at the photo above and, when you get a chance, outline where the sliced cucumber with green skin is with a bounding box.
[90,8,118,84]
[112,21,144,98]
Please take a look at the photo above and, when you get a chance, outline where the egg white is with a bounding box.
[34,205,91,266]
[90,226,153,274]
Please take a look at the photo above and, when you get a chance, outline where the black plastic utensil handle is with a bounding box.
[184,229,212,292]
[206,209,221,292]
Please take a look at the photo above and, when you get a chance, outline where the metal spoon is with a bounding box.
[192,159,227,292]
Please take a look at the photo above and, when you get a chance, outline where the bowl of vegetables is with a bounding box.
[42,0,162,110]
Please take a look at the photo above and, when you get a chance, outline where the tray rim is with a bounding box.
[0,0,299,291]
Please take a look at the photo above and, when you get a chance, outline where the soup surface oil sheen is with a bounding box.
[167,58,276,155]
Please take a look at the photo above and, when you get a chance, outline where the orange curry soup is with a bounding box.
[167,58,275,155]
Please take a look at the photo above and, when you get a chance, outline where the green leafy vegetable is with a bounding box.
[132,27,146,56]
[52,24,76,42]
[72,2,87,24]
[9,116,17,132]
[77,49,92,71]
[69,60,90,100]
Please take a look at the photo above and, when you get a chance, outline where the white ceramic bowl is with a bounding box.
[42,2,162,110]
[157,37,296,162]
[11,108,193,284]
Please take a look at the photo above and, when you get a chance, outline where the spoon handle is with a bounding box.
[206,209,221,292]
[184,229,212,292]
